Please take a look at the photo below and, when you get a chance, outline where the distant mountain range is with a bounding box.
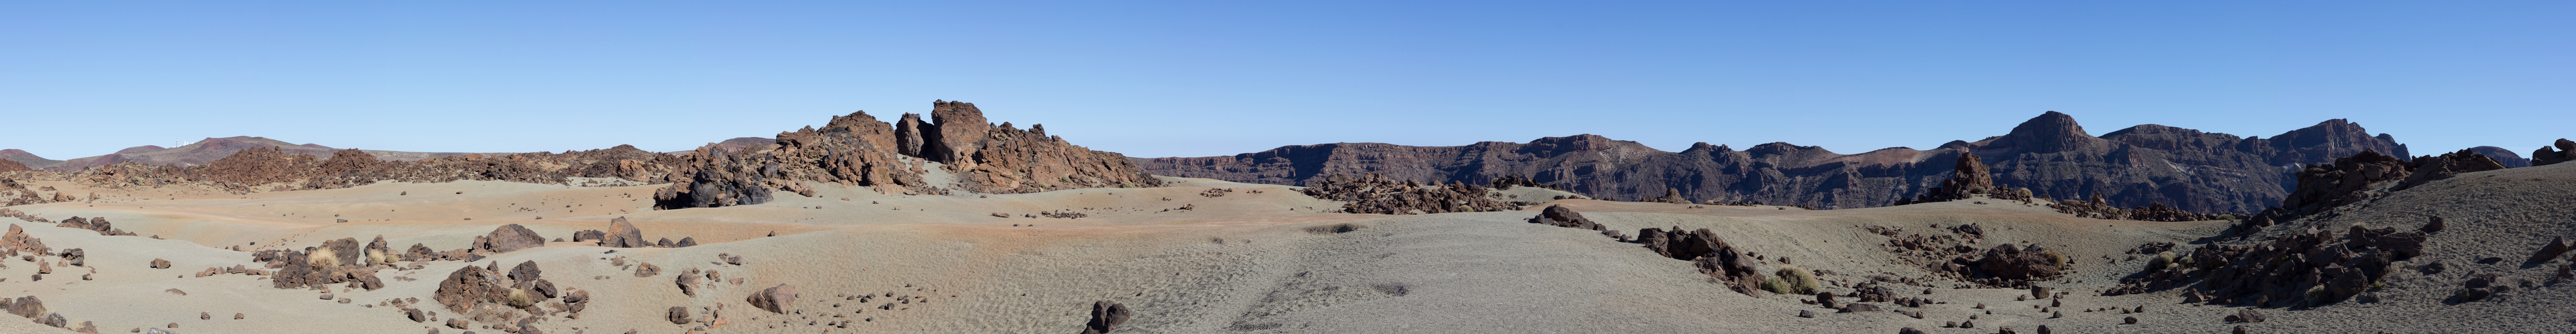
[0,136,494,171]
[1139,112,2517,214]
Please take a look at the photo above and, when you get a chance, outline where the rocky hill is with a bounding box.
[2473,146,2532,168]
[652,100,1164,208]
[1139,112,2413,214]
[2,136,491,171]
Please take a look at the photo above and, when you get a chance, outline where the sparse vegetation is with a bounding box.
[1775,266,1819,295]
[2149,251,2177,271]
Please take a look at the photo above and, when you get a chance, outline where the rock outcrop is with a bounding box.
[1081,301,1131,334]
[1141,112,2414,214]
[600,217,649,248]
[654,101,1163,209]
[2108,224,2424,307]
[473,224,546,254]
[1636,226,1766,296]
[2532,139,2576,166]
[53,216,134,236]
[1298,173,1521,214]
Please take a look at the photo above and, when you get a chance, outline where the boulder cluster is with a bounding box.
[52,216,134,236]
[571,217,697,248]
[252,236,396,291]
[1526,204,1616,237]
[1936,244,2067,288]
[2107,223,2428,307]
[0,180,79,207]
[656,100,1165,208]
[2048,196,2221,222]
[2531,138,2575,166]
[1299,173,1523,214]
[2249,149,2507,226]
[2,296,95,333]
[435,261,585,332]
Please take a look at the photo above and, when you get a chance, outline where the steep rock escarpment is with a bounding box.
[655,100,1163,208]
[1140,112,2412,214]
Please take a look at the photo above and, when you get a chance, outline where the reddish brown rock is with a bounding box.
[1300,174,1519,214]
[746,284,797,314]
[600,217,649,248]
[433,265,509,313]
[2531,236,2571,264]
[474,224,545,254]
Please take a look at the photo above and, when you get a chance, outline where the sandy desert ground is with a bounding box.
[0,162,2568,333]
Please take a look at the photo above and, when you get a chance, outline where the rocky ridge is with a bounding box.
[1140,112,2414,214]
[653,100,1164,208]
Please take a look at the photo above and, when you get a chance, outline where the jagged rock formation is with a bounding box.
[1140,112,2413,214]
[1895,152,2033,205]
[2531,139,2575,166]
[655,100,1164,209]
[1298,173,1522,214]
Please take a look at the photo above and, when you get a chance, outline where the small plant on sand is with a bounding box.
[2149,251,2178,271]
[365,248,393,266]
[507,288,536,308]
[1760,277,1793,295]
[1775,266,1819,295]
[307,248,339,268]
[2041,248,2068,268]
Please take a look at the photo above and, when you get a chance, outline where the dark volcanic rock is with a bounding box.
[2533,139,2576,166]
[1082,301,1131,334]
[1636,226,1765,296]
[2532,236,2571,265]
[434,265,509,313]
[1141,113,2412,214]
[1527,205,1604,230]
[1300,173,1521,214]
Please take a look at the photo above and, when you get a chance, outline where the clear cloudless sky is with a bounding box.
[2,1,2569,160]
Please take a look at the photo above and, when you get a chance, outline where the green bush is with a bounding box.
[1760,277,1793,295]
[2149,251,2177,271]
[2041,249,2068,268]
[1775,266,1819,295]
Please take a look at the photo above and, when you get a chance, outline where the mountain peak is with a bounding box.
[1998,111,2096,152]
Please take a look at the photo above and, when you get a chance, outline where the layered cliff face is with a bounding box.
[653,100,1164,208]
[1139,112,2416,214]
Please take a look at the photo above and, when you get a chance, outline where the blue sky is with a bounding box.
[2,1,2569,160]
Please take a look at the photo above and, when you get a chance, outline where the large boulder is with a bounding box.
[475,224,546,254]
[600,217,649,248]
[1527,205,1603,231]
[746,284,797,314]
[434,265,510,313]
[2531,236,2571,265]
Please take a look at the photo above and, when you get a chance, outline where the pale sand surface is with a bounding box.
[1,164,2569,333]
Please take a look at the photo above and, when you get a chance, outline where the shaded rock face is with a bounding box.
[2531,139,2576,166]
[1300,173,1522,214]
[1081,301,1131,334]
[474,224,546,254]
[1141,113,2412,214]
[654,100,1164,209]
